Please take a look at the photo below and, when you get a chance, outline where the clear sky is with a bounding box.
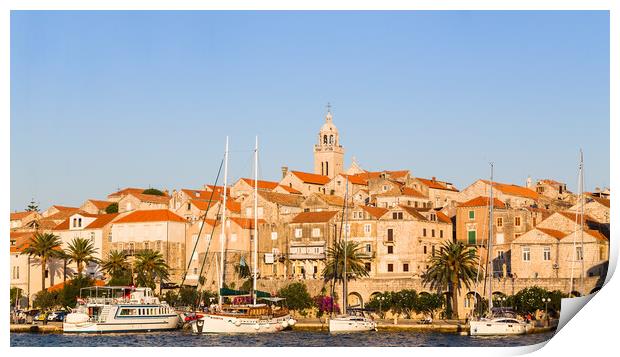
[10,10,609,211]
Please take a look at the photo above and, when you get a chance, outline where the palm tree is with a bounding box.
[133,249,170,290]
[101,250,130,281]
[322,240,369,284]
[422,241,479,319]
[65,237,99,277]
[21,232,63,291]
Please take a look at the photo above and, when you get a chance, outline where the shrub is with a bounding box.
[105,202,118,213]
[142,188,165,196]
[277,282,314,314]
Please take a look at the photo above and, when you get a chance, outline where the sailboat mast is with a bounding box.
[253,136,259,305]
[343,178,349,315]
[218,136,229,306]
[579,150,585,292]
[487,163,494,313]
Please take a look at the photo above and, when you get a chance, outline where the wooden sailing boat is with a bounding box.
[470,163,526,336]
[328,178,377,332]
[190,136,295,334]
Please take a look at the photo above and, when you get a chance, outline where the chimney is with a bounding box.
[164,189,169,196]
[281,166,289,179]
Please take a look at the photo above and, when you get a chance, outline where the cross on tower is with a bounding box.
[326,102,332,114]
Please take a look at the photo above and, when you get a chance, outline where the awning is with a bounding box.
[219,288,272,297]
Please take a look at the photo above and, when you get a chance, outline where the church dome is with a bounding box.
[320,112,338,133]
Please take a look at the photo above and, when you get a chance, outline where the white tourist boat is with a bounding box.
[328,179,376,333]
[63,286,181,333]
[190,136,295,334]
[470,164,526,336]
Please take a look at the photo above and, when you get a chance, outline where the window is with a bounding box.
[431,229,435,238]
[430,213,437,221]
[514,217,521,226]
[440,230,444,238]
[469,210,475,220]
[467,230,476,245]
[295,228,303,238]
[403,263,409,272]
[432,245,436,257]
[600,247,606,261]
[497,217,503,227]
[423,246,427,254]
[365,243,372,253]
[383,185,388,192]
[365,263,371,272]
[387,229,393,242]
[246,207,252,217]
[72,218,77,227]
[45,269,49,278]
[271,232,278,240]
[364,224,371,234]
[543,246,551,261]
[576,246,583,261]
[522,247,530,261]
[387,246,394,254]
[497,250,505,260]
[423,228,427,237]
[312,228,321,237]
[387,263,394,272]
[392,212,403,220]
[398,212,403,219]
[257,207,264,218]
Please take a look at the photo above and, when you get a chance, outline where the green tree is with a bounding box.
[277,282,314,316]
[65,237,99,276]
[392,289,418,318]
[33,289,60,311]
[415,293,444,319]
[105,202,118,213]
[11,287,23,307]
[101,250,130,282]
[21,232,63,291]
[365,292,394,319]
[26,199,39,212]
[322,240,369,284]
[422,241,479,319]
[134,250,170,290]
[142,188,165,196]
[508,286,566,315]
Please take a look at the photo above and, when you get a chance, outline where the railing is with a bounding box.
[288,253,326,260]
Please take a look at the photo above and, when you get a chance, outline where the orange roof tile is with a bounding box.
[10,211,34,221]
[436,211,452,224]
[558,211,598,224]
[258,191,305,207]
[401,187,426,198]
[108,187,146,197]
[291,211,339,223]
[10,232,34,253]
[584,229,609,241]
[592,197,610,208]
[416,177,459,192]
[205,185,230,195]
[128,193,171,204]
[86,213,121,229]
[226,200,241,213]
[458,196,506,209]
[191,199,220,211]
[536,228,567,240]
[240,178,280,190]
[51,205,79,212]
[291,171,331,185]
[399,206,429,221]
[339,174,370,186]
[113,209,187,224]
[54,218,70,230]
[480,180,539,200]
[87,199,113,210]
[277,185,302,194]
[360,206,389,219]
[229,217,267,229]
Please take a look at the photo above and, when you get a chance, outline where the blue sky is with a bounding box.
[10,11,609,211]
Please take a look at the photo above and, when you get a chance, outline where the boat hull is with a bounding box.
[191,313,294,334]
[469,319,527,336]
[328,317,377,333]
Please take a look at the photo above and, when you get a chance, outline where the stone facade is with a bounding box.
[313,109,344,179]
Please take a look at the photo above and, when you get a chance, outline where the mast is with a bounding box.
[218,136,229,306]
[579,150,585,293]
[342,178,349,315]
[569,149,585,296]
[253,136,259,305]
[487,163,494,314]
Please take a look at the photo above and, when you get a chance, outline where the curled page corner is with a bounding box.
[556,294,595,333]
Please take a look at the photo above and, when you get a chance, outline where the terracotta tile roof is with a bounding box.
[129,193,171,205]
[240,178,280,190]
[558,211,598,224]
[360,206,389,219]
[416,177,459,192]
[226,200,242,214]
[86,199,113,210]
[107,187,146,198]
[51,205,79,212]
[10,232,34,253]
[191,199,220,211]
[480,180,539,200]
[583,229,609,241]
[538,179,563,185]
[37,219,63,230]
[229,217,267,229]
[113,209,187,224]
[48,279,105,292]
[399,206,428,221]
[387,170,410,179]
[291,171,331,185]
[45,207,81,221]
[258,191,305,207]
[277,185,302,194]
[436,211,452,224]
[10,211,34,220]
[340,174,370,186]
[401,187,426,198]
[313,193,352,207]
[458,196,506,208]
[291,211,339,223]
[205,185,230,195]
[85,213,121,229]
[537,228,567,240]
[54,219,70,230]
[181,189,218,201]
[592,197,610,208]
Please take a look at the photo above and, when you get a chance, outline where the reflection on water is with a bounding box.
[11,329,555,347]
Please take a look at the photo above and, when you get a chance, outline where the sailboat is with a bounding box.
[328,179,377,333]
[569,149,586,297]
[470,163,526,336]
[190,137,295,334]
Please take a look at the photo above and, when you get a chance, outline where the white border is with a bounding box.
[2,1,616,356]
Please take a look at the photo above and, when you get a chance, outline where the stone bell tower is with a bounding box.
[313,104,344,179]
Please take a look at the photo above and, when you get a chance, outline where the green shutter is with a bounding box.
[469,210,475,219]
[468,230,476,245]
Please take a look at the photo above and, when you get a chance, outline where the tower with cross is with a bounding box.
[314,103,344,179]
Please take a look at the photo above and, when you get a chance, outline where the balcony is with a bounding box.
[289,252,326,260]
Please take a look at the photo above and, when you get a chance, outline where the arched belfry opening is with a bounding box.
[313,103,344,179]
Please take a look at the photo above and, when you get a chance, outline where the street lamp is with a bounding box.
[542,297,551,326]
[379,296,386,319]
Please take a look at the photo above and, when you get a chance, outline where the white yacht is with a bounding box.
[329,309,377,332]
[469,164,527,336]
[63,286,181,333]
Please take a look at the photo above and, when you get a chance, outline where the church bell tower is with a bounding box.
[314,104,344,179]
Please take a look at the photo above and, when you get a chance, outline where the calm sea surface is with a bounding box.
[11,330,555,347]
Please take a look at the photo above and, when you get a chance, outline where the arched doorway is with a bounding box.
[347,292,364,308]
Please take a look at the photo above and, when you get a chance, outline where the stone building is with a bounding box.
[458,179,540,209]
[240,191,305,223]
[279,169,331,196]
[374,186,428,209]
[79,199,114,215]
[569,196,610,224]
[230,178,281,199]
[323,173,369,197]
[535,179,571,201]
[10,211,40,231]
[117,192,170,213]
[412,177,460,209]
[301,193,349,212]
[313,108,344,179]
[345,206,388,277]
